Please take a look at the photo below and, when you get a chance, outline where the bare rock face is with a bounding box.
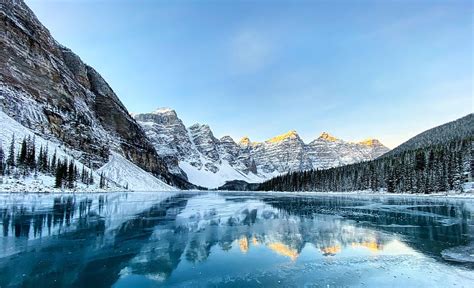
[306,133,388,169]
[0,0,174,184]
[249,131,311,174]
[135,109,261,187]
[134,108,197,179]
[189,124,220,163]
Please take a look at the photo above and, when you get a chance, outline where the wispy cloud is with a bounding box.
[228,29,273,74]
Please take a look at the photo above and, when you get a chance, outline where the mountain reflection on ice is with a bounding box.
[0,192,473,287]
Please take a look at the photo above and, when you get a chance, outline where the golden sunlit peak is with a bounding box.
[358,138,382,147]
[239,136,252,145]
[318,132,339,142]
[268,242,299,261]
[267,130,300,143]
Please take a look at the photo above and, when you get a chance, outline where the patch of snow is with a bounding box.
[463,181,474,193]
[151,107,174,114]
[98,152,175,192]
[179,160,262,188]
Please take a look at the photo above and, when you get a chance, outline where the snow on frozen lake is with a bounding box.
[0,191,473,287]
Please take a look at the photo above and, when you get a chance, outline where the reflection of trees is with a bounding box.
[0,213,105,287]
[0,196,82,239]
[0,194,189,288]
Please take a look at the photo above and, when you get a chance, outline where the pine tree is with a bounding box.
[38,145,44,172]
[55,159,63,188]
[18,137,27,167]
[41,144,49,172]
[67,160,75,189]
[415,150,425,172]
[99,172,106,189]
[0,142,4,176]
[6,134,15,171]
[27,135,36,169]
[50,149,57,174]
[81,165,86,183]
[89,170,94,185]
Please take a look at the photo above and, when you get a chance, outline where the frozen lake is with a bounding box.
[0,191,473,287]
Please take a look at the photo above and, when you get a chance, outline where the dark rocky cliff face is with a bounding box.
[0,0,175,184]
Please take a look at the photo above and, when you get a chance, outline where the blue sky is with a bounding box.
[26,0,473,148]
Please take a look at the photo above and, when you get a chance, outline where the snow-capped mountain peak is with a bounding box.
[220,135,236,143]
[266,130,301,143]
[358,138,383,147]
[318,132,339,142]
[152,107,176,115]
[239,136,253,146]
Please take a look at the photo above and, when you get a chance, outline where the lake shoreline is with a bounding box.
[0,189,473,200]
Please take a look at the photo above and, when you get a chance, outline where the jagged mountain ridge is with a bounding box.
[135,108,390,188]
[0,0,181,187]
[257,113,473,193]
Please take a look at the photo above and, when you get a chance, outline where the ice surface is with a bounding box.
[0,192,473,287]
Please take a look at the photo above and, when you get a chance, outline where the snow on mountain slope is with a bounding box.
[179,160,263,188]
[0,110,121,192]
[135,108,390,188]
[97,152,175,192]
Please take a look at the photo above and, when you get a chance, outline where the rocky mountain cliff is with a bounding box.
[135,108,390,188]
[0,0,179,186]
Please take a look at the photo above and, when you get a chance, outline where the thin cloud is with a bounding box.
[228,29,273,74]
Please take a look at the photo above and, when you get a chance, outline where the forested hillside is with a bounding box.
[259,116,473,194]
[383,114,473,157]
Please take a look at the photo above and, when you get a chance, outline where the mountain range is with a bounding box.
[134,108,389,188]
